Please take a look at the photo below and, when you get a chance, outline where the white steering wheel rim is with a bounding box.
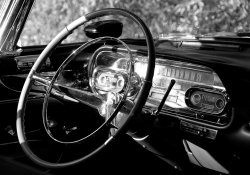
[16,8,155,169]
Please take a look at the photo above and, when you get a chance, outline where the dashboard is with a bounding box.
[54,45,232,142]
[2,41,248,174]
[24,43,234,146]
[79,45,240,174]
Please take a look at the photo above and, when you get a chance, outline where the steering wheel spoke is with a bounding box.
[32,73,79,103]
[54,84,105,108]
[32,73,51,87]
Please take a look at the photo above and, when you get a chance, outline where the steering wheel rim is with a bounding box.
[16,8,155,169]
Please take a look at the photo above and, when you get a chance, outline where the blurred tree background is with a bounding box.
[0,0,250,46]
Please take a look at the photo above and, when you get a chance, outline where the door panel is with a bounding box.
[0,42,92,137]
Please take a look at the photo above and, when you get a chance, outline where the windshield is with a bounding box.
[1,0,250,46]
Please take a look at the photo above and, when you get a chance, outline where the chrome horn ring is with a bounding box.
[42,37,134,144]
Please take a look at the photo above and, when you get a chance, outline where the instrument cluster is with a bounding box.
[91,49,231,126]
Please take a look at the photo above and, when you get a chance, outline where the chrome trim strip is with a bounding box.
[0,0,35,54]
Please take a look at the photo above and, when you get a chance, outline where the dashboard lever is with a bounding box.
[153,79,176,115]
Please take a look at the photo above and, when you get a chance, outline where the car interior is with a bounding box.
[1,0,250,174]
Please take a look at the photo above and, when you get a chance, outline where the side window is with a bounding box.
[19,0,88,46]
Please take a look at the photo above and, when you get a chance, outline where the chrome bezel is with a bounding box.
[91,66,129,94]
[185,85,229,115]
[89,50,142,100]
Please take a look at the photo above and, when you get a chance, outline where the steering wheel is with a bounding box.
[16,8,155,169]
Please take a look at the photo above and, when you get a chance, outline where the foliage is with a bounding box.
[1,0,250,46]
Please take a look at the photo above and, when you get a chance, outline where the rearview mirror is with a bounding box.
[84,20,123,39]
